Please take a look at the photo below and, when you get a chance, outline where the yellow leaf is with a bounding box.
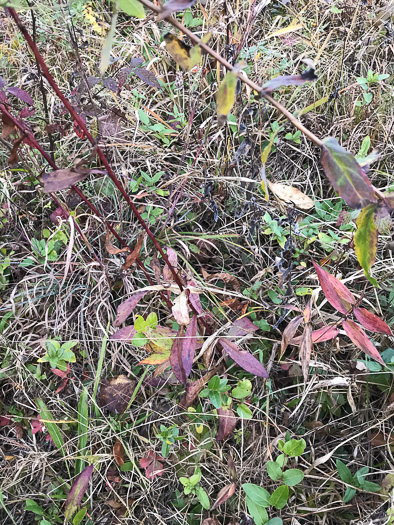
[216,71,238,125]
[267,20,302,38]
[139,352,171,365]
[163,33,211,71]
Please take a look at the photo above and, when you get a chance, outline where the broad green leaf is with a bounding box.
[25,500,44,515]
[138,109,150,125]
[236,403,252,419]
[282,468,304,486]
[282,438,306,457]
[269,485,289,510]
[266,519,283,525]
[132,333,148,347]
[73,507,87,525]
[242,484,270,507]
[336,460,354,484]
[276,454,285,468]
[356,136,370,160]
[118,0,145,18]
[99,4,118,75]
[361,480,381,492]
[217,71,238,125]
[343,486,357,502]
[35,398,65,454]
[321,137,377,209]
[246,497,268,525]
[354,204,378,285]
[209,390,222,409]
[195,485,210,510]
[75,388,89,476]
[267,461,282,481]
[208,375,220,391]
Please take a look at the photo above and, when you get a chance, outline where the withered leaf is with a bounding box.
[41,168,92,193]
[170,330,186,385]
[111,325,137,341]
[203,271,241,293]
[105,228,131,255]
[261,68,318,95]
[133,68,160,89]
[159,0,197,19]
[1,112,15,139]
[216,407,237,441]
[9,134,25,166]
[163,246,178,281]
[113,438,125,466]
[179,366,221,408]
[268,182,314,210]
[300,324,313,383]
[211,482,237,510]
[118,67,132,90]
[98,375,136,413]
[151,250,161,283]
[121,234,144,270]
[281,315,304,358]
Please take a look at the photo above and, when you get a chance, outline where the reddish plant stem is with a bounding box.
[0,102,175,309]
[6,7,184,292]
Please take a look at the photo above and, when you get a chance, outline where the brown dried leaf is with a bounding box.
[211,482,237,510]
[41,168,92,193]
[151,250,161,283]
[280,315,303,358]
[204,271,241,293]
[121,233,144,270]
[163,246,178,281]
[113,438,125,466]
[179,366,221,408]
[216,407,237,441]
[202,519,220,525]
[9,134,25,166]
[98,375,136,414]
[300,324,313,382]
[267,181,314,210]
[1,112,15,138]
[105,228,131,255]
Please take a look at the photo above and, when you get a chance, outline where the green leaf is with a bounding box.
[282,438,306,457]
[236,403,252,419]
[195,485,210,510]
[75,388,89,476]
[145,312,158,329]
[35,398,65,454]
[209,390,222,409]
[120,462,133,471]
[208,375,220,391]
[336,460,354,485]
[269,485,289,510]
[265,519,283,525]
[282,468,304,486]
[267,461,282,481]
[73,507,87,525]
[132,333,148,347]
[354,204,378,285]
[217,70,238,125]
[138,109,150,125]
[134,315,147,333]
[343,486,357,502]
[276,454,285,468]
[25,500,44,516]
[246,497,268,525]
[361,481,381,492]
[179,477,189,486]
[356,136,370,160]
[117,0,145,18]
[232,379,252,399]
[242,484,270,507]
[321,137,377,209]
[99,5,118,76]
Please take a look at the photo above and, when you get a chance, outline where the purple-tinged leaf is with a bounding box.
[6,86,34,106]
[342,319,385,365]
[102,77,117,91]
[280,315,303,357]
[0,90,7,103]
[130,57,144,68]
[50,206,69,224]
[113,290,147,326]
[19,107,35,118]
[228,317,260,339]
[219,338,269,378]
[118,67,132,90]
[159,0,197,19]
[211,482,237,510]
[133,68,160,89]
[354,204,378,284]
[353,307,392,335]
[320,137,377,209]
[170,330,187,385]
[0,76,5,89]
[41,168,92,193]
[216,407,237,441]
[110,325,137,341]
[86,76,100,87]
[300,324,313,383]
[290,325,339,345]
[383,193,394,211]
[163,247,178,281]
[261,69,317,95]
[187,280,203,314]
[182,315,198,379]
[65,465,93,521]
[312,260,355,315]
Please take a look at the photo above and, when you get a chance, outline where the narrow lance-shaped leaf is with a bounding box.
[170,328,187,386]
[299,324,313,383]
[354,204,378,285]
[342,319,385,366]
[182,315,198,379]
[121,233,144,270]
[219,338,269,378]
[280,315,303,358]
[312,260,355,315]
[113,290,147,326]
[64,464,94,521]
[41,168,93,193]
[320,137,377,209]
[211,482,237,510]
[261,68,317,95]
[290,324,339,345]
[99,4,118,76]
[6,86,34,106]
[217,70,238,126]
[35,398,65,453]
[353,307,391,335]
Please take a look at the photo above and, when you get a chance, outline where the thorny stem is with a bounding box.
[0,103,175,309]
[138,0,324,148]
[6,7,185,293]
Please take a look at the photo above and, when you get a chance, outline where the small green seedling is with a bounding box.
[336,459,381,502]
[156,424,181,458]
[38,340,77,371]
[242,437,306,525]
[355,70,389,106]
[199,375,229,409]
[284,130,301,144]
[179,466,210,510]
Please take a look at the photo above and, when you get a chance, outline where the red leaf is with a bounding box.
[290,325,339,345]
[0,90,7,103]
[312,260,355,315]
[353,307,392,335]
[300,324,313,382]
[139,450,164,479]
[51,364,70,378]
[65,465,94,520]
[6,86,34,106]
[280,315,303,357]
[216,407,237,441]
[219,338,268,378]
[19,107,35,118]
[159,0,197,19]
[228,317,260,339]
[211,482,237,510]
[0,76,5,89]
[0,416,11,426]
[31,416,44,434]
[113,290,147,326]
[1,112,15,139]
[50,206,69,224]
[188,280,203,314]
[342,319,385,365]
[182,315,198,379]
[170,330,187,385]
